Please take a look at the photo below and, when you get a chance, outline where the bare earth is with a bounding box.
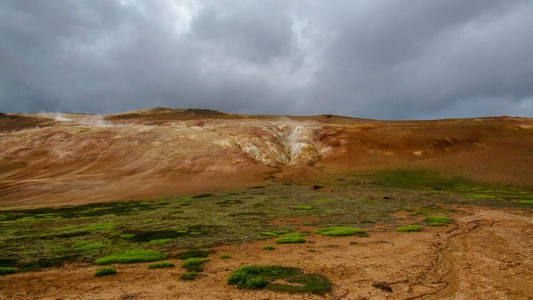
[1,206,531,300]
[1,109,532,208]
[1,109,532,299]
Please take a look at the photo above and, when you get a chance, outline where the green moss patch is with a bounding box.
[176,249,211,260]
[72,241,105,251]
[291,205,313,210]
[182,257,209,272]
[95,267,116,277]
[94,250,166,265]
[518,200,533,205]
[148,262,175,269]
[0,267,17,275]
[149,238,171,245]
[262,245,274,250]
[313,227,368,237]
[275,233,306,244]
[180,271,198,280]
[219,254,231,259]
[228,265,331,294]
[423,216,453,226]
[395,225,422,232]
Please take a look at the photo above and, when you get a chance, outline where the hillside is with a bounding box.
[0,109,532,208]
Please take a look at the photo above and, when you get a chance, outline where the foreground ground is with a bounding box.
[1,206,532,299]
[1,109,532,299]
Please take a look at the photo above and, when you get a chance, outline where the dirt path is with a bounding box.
[1,207,531,299]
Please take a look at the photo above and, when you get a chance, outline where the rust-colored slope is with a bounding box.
[1,111,532,208]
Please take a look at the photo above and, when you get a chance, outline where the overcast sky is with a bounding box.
[1,0,532,119]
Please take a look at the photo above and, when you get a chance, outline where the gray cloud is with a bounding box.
[0,0,532,119]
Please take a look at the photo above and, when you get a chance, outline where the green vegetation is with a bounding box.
[149,238,171,245]
[467,194,496,199]
[94,267,116,277]
[518,200,533,205]
[148,262,175,269]
[85,222,121,231]
[0,267,17,275]
[291,205,313,210]
[424,216,454,226]
[262,245,274,250]
[176,250,211,260]
[72,241,105,251]
[180,271,198,280]
[313,227,368,237]
[0,173,530,274]
[219,254,231,259]
[227,265,331,294]
[182,257,209,272]
[94,250,166,265]
[395,225,422,232]
[314,199,333,204]
[275,233,306,244]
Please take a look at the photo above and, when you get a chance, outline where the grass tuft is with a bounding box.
[149,238,171,245]
[95,267,116,277]
[94,250,166,265]
[148,262,175,269]
[0,267,17,275]
[227,265,331,294]
[182,257,209,272]
[262,245,275,250]
[180,271,198,280]
[313,227,368,237]
[219,254,231,259]
[72,241,105,251]
[291,205,313,210]
[423,216,453,226]
[176,249,211,260]
[395,225,422,232]
[518,200,533,205]
[275,233,306,244]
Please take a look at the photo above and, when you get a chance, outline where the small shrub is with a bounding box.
[176,249,211,260]
[220,254,231,259]
[182,257,209,272]
[395,225,422,232]
[0,267,16,275]
[149,238,171,245]
[95,267,116,277]
[423,216,453,226]
[291,205,313,210]
[313,227,368,237]
[262,245,274,250]
[275,233,306,244]
[180,271,197,280]
[149,262,175,269]
[72,241,105,251]
[227,265,331,294]
[94,250,166,265]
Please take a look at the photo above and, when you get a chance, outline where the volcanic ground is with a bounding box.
[0,108,532,299]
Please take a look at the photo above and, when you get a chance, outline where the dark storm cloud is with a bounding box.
[0,0,532,119]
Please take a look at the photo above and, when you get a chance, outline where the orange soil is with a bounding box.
[1,207,531,299]
[1,110,532,208]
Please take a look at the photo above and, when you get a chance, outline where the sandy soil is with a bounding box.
[1,207,531,300]
[1,110,533,208]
